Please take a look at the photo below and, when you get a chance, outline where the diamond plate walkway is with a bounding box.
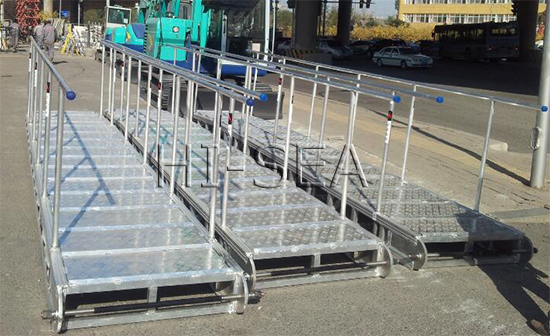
[115,108,393,290]
[193,110,534,270]
[29,110,248,330]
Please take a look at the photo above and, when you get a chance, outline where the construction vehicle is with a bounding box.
[102,0,279,117]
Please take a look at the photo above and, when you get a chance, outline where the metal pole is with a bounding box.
[401,84,417,182]
[155,69,164,157]
[282,76,295,181]
[35,60,45,165]
[27,47,33,123]
[143,64,153,164]
[474,100,495,211]
[221,98,236,228]
[318,79,330,146]
[99,45,105,118]
[135,60,142,136]
[340,90,358,218]
[170,76,182,197]
[530,10,550,188]
[110,50,117,125]
[376,101,395,214]
[41,73,52,200]
[52,87,65,249]
[107,49,113,122]
[124,56,132,141]
[31,56,38,143]
[208,90,223,240]
[271,0,277,56]
[272,59,286,143]
[171,48,177,116]
[242,63,252,154]
[264,0,270,54]
[307,65,319,138]
[119,53,126,122]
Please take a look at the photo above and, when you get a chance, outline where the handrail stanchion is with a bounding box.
[170,75,182,197]
[316,78,331,174]
[221,98,236,229]
[27,47,34,122]
[124,55,132,141]
[119,53,126,122]
[52,87,66,249]
[340,90,358,218]
[401,84,417,182]
[154,69,164,159]
[31,55,38,144]
[143,63,153,164]
[110,50,117,125]
[135,60,142,135]
[306,65,320,139]
[272,58,286,143]
[242,61,252,154]
[99,45,105,118]
[184,77,194,188]
[35,60,45,164]
[208,87,224,241]
[474,100,495,212]
[282,76,296,181]
[41,72,53,200]
[171,48,177,115]
[107,48,114,123]
[376,100,396,214]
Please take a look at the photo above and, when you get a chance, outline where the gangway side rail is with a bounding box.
[193,110,534,270]
[250,50,548,212]
[101,41,394,290]
[25,38,251,332]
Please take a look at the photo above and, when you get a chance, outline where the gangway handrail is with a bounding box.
[250,50,547,112]
[27,37,77,252]
[250,49,549,212]
[170,43,406,220]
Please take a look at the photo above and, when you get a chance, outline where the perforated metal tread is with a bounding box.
[122,109,385,260]
[37,110,242,293]
[194,110,525,243]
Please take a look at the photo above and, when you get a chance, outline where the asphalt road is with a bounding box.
[262,55,543,153]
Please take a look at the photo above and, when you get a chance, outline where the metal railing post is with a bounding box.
[135,60,142,136]
[318,79,330,147]
[208,88,223,241]
[401,84,417,182]
[124,56,132,141]
[41,73,53,200]
[107,48,113,122]
[119,53,126,122]
[35,60,45,165]
[242,62,252,154]
[376,100,396,214]
[52,87,66,249]
[272,58,286,143]
[221,98,235,228]
[340,90,358,218]
[99,45,105,118]
[143,64,153,164]
[27,46,34,123]
[110,50,117,124]
[154,69,164,158]
[474,100,495,211]
[31,55,38,144]
[282,76,295,181]
[307,65,320,138]
[169,75,182,197]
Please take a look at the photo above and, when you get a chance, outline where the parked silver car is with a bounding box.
[373,47,433,69]
[318,39,353,60]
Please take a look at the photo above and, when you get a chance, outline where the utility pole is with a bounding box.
[530,10,550,188]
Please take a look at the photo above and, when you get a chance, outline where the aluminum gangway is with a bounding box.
[183,46,536,270]
[101,41,393,290]
[25,39,251,332]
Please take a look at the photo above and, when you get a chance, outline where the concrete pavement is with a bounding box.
[0,49,548,336]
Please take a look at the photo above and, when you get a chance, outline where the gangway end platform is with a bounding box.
[193,110,534,270]
[114,109,393,290]
[27,111,249,331]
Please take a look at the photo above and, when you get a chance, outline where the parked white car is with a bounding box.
[318,39,353,60]
[373,47,433,69]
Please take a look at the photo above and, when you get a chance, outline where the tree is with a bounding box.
[83,9,103,24]
[277,8,293,36]
[385,16,409,28]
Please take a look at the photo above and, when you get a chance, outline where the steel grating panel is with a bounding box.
[193,110,526,244]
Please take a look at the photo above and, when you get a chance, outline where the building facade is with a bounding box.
[398,0,547,25]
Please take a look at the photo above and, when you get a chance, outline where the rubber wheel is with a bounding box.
[400,60,407,69]
[376,58,383,67]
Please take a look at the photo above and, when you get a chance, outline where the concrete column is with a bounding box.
[517,0,539,61]
[44,0,53,14]
[337,0,352,46]
[292,0,320,50]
